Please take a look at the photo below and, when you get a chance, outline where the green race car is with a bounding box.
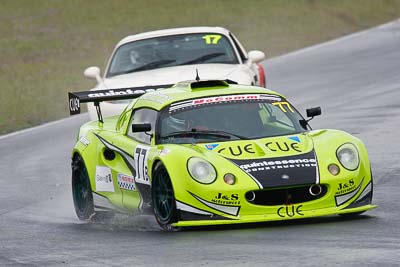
[68,80,376,230]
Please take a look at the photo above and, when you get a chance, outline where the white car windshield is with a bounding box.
[107,33,239,77]
[157,95,307,144]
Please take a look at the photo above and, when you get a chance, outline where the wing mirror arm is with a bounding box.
[306,107,322,122]
[300,107,321,130]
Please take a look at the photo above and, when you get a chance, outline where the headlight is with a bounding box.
[336,143,359,170]
[187,157,217,184]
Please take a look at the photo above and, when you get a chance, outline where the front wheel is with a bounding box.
[152,162,178,231]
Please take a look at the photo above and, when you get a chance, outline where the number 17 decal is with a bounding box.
[202,34,222,45]
[134,145,151,185]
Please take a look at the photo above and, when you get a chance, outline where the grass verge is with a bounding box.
[1,0,400,134]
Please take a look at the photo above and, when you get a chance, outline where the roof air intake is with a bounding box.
[190,80,230,89]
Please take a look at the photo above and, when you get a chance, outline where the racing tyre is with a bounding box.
[152,162,179,231]
[72,154,95,220]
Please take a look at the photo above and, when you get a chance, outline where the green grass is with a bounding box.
[1,0,400,134]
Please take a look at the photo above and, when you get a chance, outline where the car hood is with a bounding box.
[186,133,319,188]
[175,129,362,189]
[197,134,313,159]
[102,64,251,88]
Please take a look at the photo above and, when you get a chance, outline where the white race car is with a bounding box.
[84,27,266,119]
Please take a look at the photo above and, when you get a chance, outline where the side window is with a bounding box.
[229,33,247,62]
[260,102,297,135]
[127,108,158,144]
[116,109,130,132]
[269,104,295,130]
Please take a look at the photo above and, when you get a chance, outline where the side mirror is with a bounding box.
[306,107,322,118]
[84,66,102,83]
[248,50,266,63]
[131,123,151,133]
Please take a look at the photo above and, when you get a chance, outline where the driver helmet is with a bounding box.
[130,50,140,64]
[166,114,192,131]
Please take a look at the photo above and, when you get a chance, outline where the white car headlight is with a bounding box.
[336,143,359,171]
[187,157,217,184]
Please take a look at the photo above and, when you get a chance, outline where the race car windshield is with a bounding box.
[107,33,239,77]
[157,95,307,144]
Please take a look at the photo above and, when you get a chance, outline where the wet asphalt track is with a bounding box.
[1,20,400,266]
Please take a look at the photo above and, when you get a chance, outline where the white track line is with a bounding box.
[1,19,399,140]
[0,113,88,140]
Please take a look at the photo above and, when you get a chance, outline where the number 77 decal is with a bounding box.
[272,101,295,113]
[134,145,151,185]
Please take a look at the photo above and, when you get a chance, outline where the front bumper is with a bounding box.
[173,171,376,227]
[173,204,377,227]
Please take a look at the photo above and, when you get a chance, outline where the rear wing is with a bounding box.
[68,84,173,121]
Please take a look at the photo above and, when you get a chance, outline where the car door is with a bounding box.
[113,107,158,211]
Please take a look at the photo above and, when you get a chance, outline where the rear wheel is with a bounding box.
[152,162,178,231]
[71,154,95,220]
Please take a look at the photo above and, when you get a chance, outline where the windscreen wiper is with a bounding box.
[198,130,249,140]
[121,59,176,74]
[160,129,249,140]
[160,130,231,140]
[178,52,225,65]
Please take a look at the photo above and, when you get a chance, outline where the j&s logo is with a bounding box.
[212,193,240,205]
